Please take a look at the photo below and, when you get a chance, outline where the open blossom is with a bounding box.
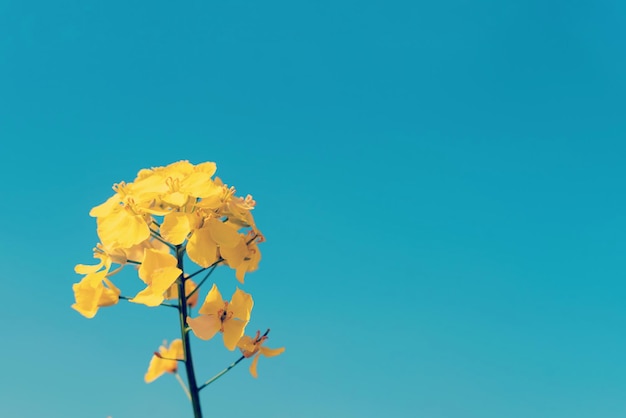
[130,249,182,307]
[186,217,242,268]
[71,270,121,318]
[238,331,285,378]
[220,231,263,283]
[145,339,184,383]
[187,285,253,350]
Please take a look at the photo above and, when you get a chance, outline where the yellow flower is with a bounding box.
[186,217,241,268]
[130,249,182,307]
[144,339,184,383]
[238,331,285,378]
[88,160,222,251]
[71,271,121,318]
[74,245,113,276]
[133,160,221,211]
[187,285,253,350]
[90,197,152,250]
[220,231,262,283]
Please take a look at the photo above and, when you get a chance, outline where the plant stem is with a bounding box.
[176,245,203,418]
[186,262,219,299]
[198,356,246,391]
[187,258,223,280]
[117,295,179,309]
[175,372,192,400]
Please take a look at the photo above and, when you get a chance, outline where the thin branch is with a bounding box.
[118,295,179,309]
[198,329,271,391]
[187,258,223,280]
[198,356,246,391]
[186,263,219,299]
[175,372,191,401]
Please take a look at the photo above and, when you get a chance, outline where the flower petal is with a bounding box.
[180,172,219,198]
[208,218,241,248]
[249,353,261,378]
[198,284,224,315]
[229,288,253,321]
[96,208,150,249]
[260,346,285,358]
[187,315,221,340]
[222,318,248,351]
[138,249,179,284]
[160,212,193,245]
[187,226,218,268]
[130,287,165,307]
[165,339,185,361]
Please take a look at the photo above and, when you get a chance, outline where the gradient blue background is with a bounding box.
[1,1,626,417]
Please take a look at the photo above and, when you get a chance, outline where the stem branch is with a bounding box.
[176,245,203,418]
[199,356,246,391]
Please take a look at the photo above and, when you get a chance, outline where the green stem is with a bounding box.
[175,372,192,400]
[186,262,219,299]
[198,329,271,391]
[198,356,246,391]
[176,245,203,418]
[187,258,223,280]
[117,295,178,309]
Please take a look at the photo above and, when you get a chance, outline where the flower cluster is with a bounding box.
[72,160,263,316]
[71,160,283,414]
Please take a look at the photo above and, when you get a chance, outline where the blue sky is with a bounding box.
[1,1,626,417]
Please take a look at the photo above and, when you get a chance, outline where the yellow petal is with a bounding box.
[187,226,218,268]
[162,191,188,207]
[71,276,103,318]
[160,212,193,245]
[166,339,185,361]
[222,318,248,351]
[144,356,168,383]
[74,263,101,275]
[138,249,179,284]
[187,315,221,340]
[196,192,224,210]
[180,172,220,198]
[150,266,183,294]
[131,172,169,200]
[130,287,165,307]
[194,161,217,177]
[144,340,181,383]
[234,244,261,284]
[164,160,194,178]
[219,238,247,269]
[99,284,121,307]
[198,284,224,315]
[207,218,241,248]
[96,208,150,249]
[249,353,261,378]
[89,194,121,218]
[229,288,253,321]
[260,346,285,358]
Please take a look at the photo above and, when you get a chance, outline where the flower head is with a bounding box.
[145,339,184,383]
[187,285,253,350]
[129,249,182,307]
[238,331,285,378]
[71,271,121,318]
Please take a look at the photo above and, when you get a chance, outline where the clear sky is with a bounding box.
[1,1,625,417]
